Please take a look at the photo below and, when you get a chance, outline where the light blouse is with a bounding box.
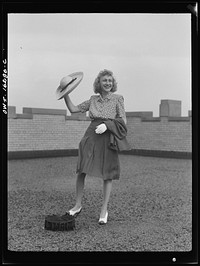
[77,92,126,122]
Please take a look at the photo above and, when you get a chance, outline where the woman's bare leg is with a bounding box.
[70,173,86,211]
[100,179,112,218]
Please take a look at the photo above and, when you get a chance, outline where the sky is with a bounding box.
[8,13,191,116]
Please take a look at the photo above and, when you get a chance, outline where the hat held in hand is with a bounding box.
[56,72,83,100]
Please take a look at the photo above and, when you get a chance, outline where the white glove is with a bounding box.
[95,123,107,134]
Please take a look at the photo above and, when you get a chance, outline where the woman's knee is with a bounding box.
[104,179,112,185]
[77,173,86,180]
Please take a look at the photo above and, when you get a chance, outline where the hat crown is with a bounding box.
[60,76,73,88]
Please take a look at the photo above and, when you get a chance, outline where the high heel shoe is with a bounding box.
[68,206,82,217]
[99,211,108,225]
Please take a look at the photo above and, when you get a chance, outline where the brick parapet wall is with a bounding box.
[126,116,191,152]
[8,110,90,151]
[8,105,192,156]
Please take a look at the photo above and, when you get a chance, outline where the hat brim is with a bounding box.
[56,72,83,100]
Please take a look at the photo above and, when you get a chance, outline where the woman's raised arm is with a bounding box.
[63,94,80,113]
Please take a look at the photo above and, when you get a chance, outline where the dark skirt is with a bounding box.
[76,119,120,180]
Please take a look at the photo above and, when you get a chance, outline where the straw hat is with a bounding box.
[56,72,83,100]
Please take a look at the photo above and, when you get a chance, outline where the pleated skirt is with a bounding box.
[76,119,120,180]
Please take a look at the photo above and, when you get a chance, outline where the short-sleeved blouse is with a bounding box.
[77,92,126,122]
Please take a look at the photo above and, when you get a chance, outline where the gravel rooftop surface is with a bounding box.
[8,155,192,252]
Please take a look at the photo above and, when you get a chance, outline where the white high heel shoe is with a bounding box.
[68,206,82,217]
[99,211,108,225]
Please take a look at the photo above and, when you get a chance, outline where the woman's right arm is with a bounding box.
[63,94,80,113]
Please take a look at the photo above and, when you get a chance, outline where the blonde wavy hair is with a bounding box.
[93,69,117,94]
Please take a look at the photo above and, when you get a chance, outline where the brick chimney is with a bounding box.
[159,100,181,117]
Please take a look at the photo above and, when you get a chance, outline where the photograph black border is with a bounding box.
[1,0,198,264]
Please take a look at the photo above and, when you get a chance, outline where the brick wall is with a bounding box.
[126,116,191,152]
[7,100,192,159]
[8,107,90,152]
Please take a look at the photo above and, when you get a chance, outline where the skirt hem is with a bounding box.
[76,169,120,180]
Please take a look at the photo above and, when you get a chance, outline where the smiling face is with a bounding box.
[100,75,113,94]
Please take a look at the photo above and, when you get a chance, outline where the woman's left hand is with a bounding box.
[95,123,107,134]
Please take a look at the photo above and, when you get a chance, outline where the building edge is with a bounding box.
[8,149,192,160]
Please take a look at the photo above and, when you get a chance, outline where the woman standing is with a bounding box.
[63,69,130,224]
